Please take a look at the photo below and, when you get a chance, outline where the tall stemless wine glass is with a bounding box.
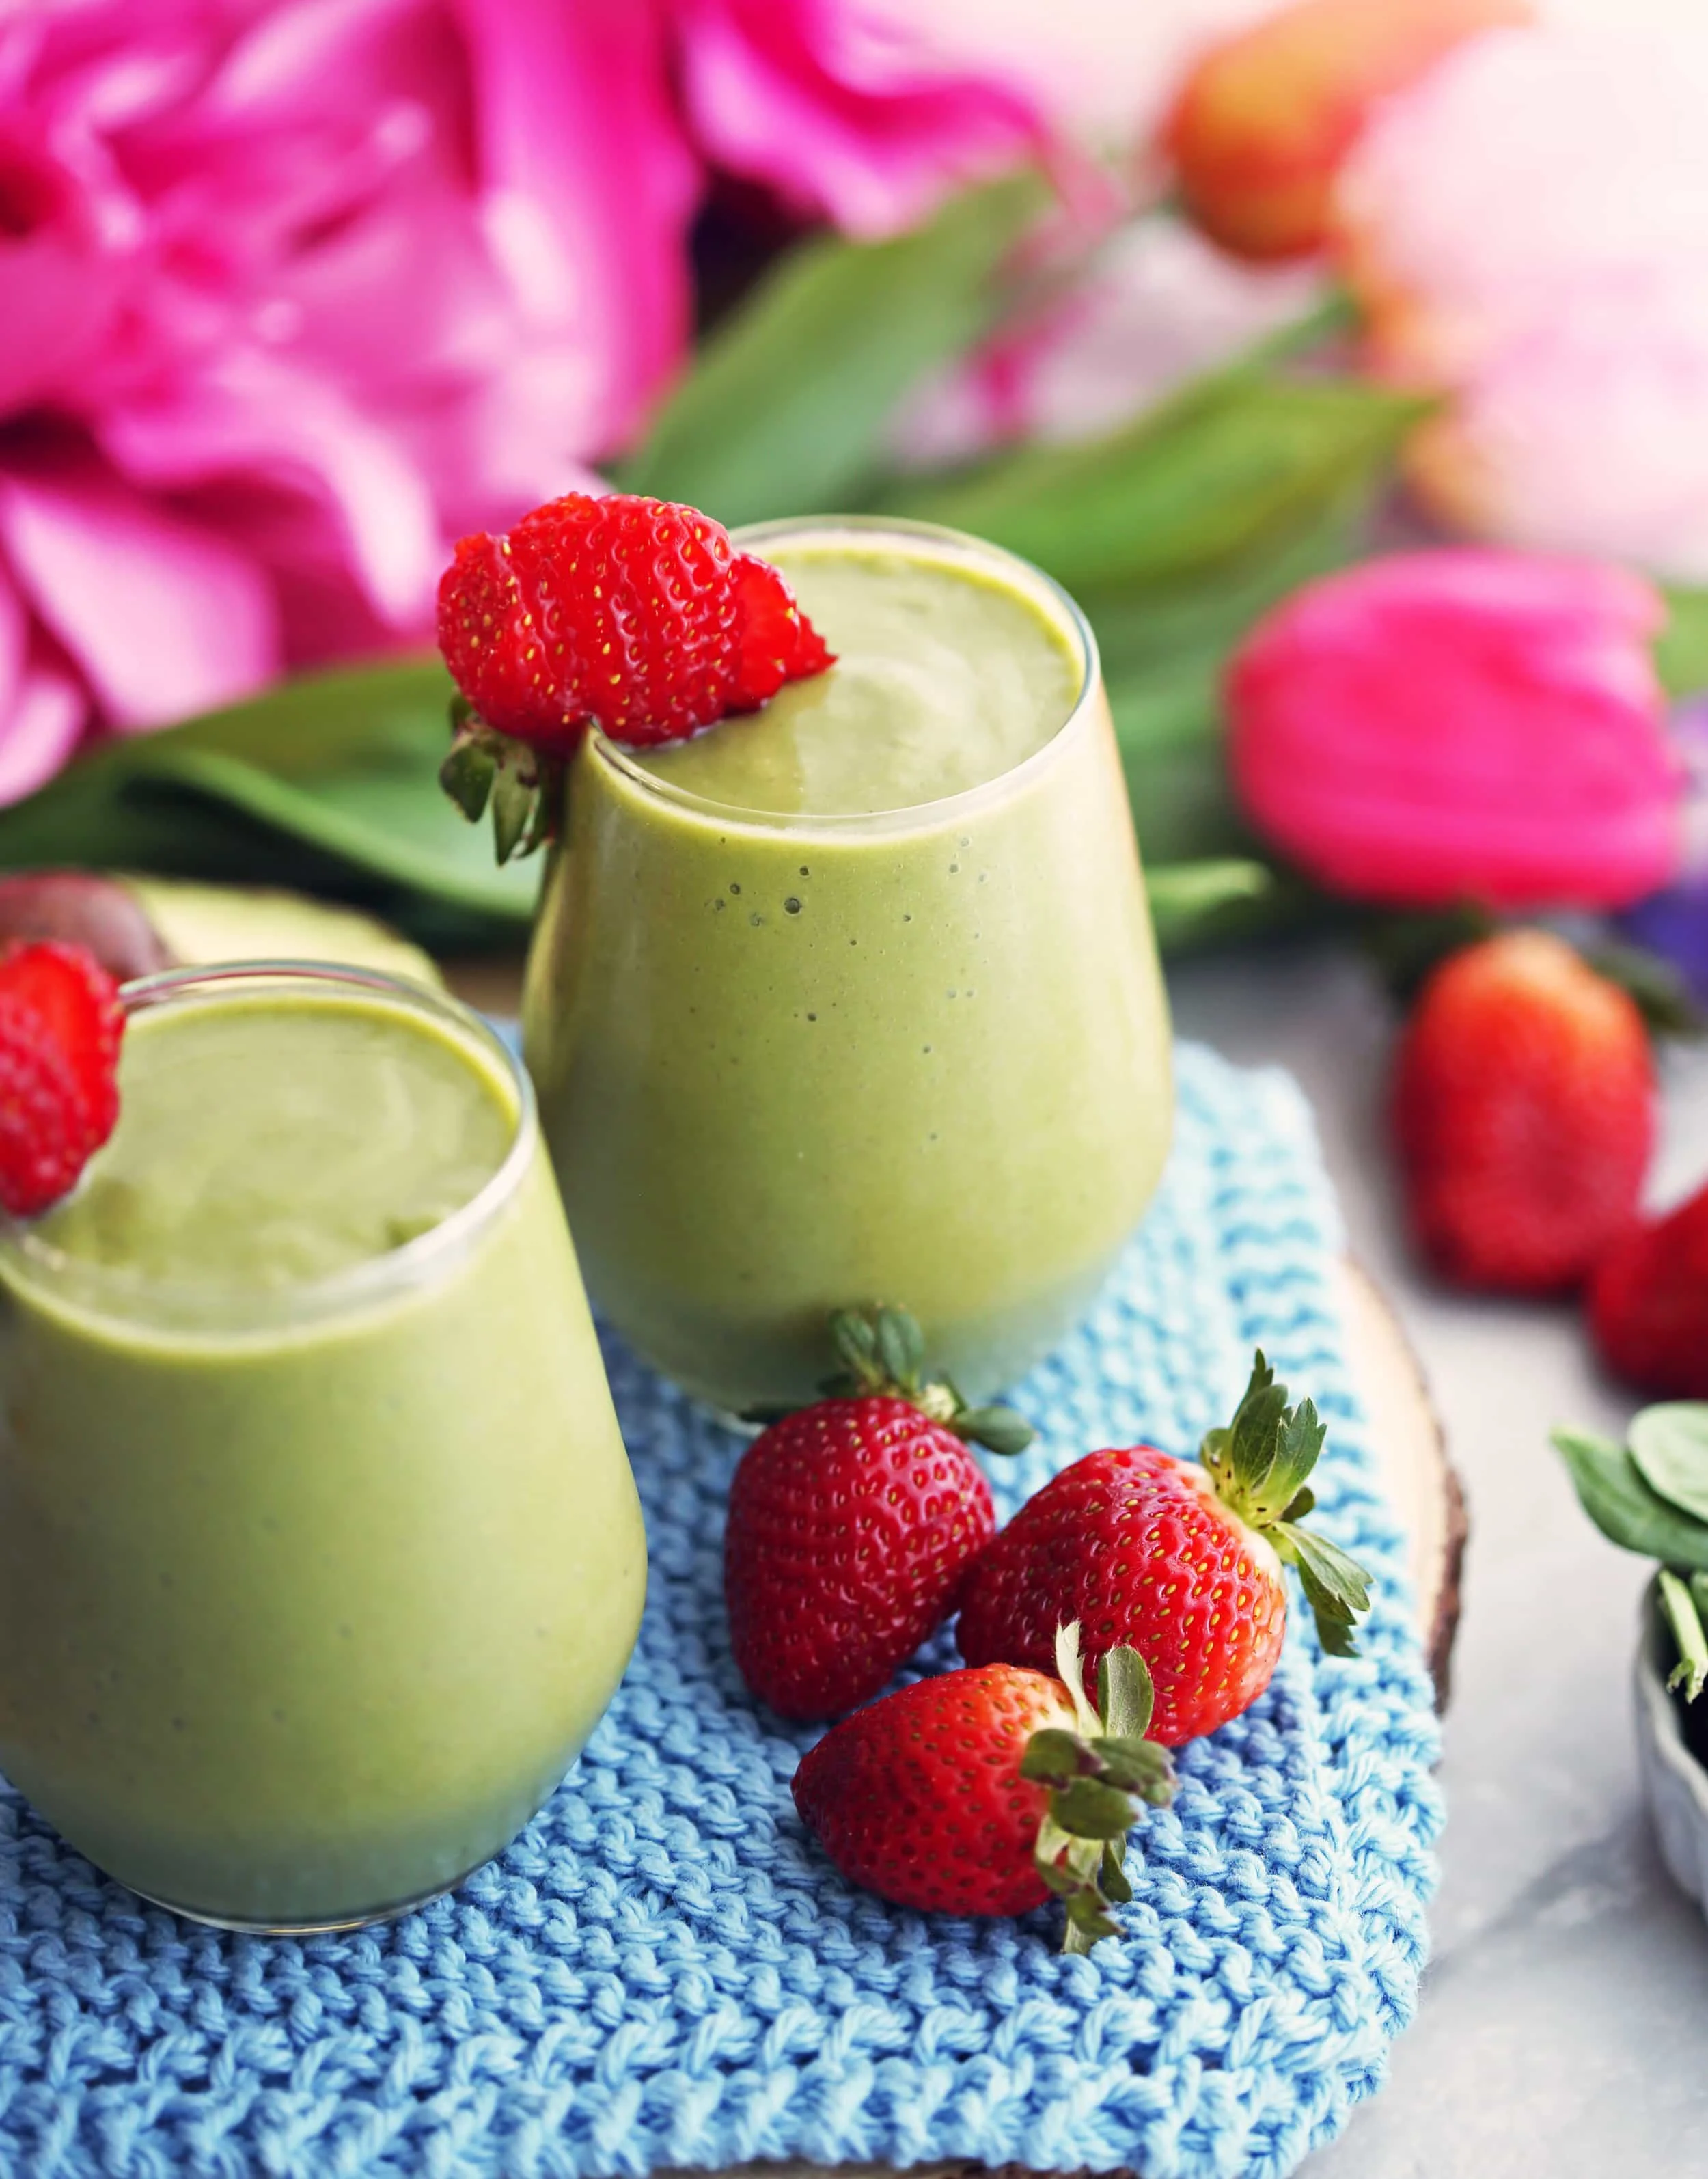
[523,518,1174,1414]
[0,963,646,1932]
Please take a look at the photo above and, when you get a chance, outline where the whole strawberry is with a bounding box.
[435,492,833,862]
[1392,930,1654,1293]
[1588,1179,1708,1399]
[0,940,125,1218]
[724,1306,1032,1721]
[956,1352,1370,1745]
[793,1623,1175,1951]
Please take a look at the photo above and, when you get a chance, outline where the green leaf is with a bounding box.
[1552,1427,1708,1570]
[1631,1406,1708,1524]
[439,730,497,823]
[1050,1777,1139,1841]
[0,657,541,948]
[1090,1736,1174,1803]
[883,370,1428,597]
[1584,940,1707,1041]
[1660,1568,1708,1703]
[1273,1523,1371,1657]
[488,758,538,868]
[1253,1397,1327,1524]
[1095,1645,1155,1742]
[1224,1351,1289,1499]
[1657,586,1708,699]
[874,1306,925,1393]
[1144,860,1274,950]
[1100,1839,1133,1906]
[1020,1729,1087,1787]
[618,172,1045,527]
[827,1307,883,1389]
[956,1403,1035,1456]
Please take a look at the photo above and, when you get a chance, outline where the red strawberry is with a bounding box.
[725,1307,1032,1721]
[1391,930,1654,1293]
[793,1623,1175,1950]
[436,491,832,754]
[956,1352,1370,1745]
[0,940,125,1217]
[1588,1180,1708,1399]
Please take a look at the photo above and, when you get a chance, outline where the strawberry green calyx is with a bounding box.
[1199,1349,1373,1659]
[440,700,564,867]
[821,1304,1034,1456]
[1022,1623,1176,1954]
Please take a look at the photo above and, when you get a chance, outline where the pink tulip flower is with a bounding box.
[1227,549,1685,909]
[0,0,697,799]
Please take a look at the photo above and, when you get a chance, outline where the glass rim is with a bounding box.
[0,960,536,1336]
[586,514,1103,838]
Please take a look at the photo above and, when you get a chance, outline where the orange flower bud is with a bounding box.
[1162,0,1530,262]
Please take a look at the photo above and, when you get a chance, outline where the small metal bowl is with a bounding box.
[1634,1580,1708,1910]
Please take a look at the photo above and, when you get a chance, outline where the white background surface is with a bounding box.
[1168,944,1708,2179]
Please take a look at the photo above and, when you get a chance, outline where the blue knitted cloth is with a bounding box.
[0,1045,1441,2179]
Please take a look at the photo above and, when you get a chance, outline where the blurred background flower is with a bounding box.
[1337,14,1708,580]
[0,0,1703,977]
[1227,549,1683,909]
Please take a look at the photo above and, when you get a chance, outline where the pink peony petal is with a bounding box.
[0,447,279,729]
[0,568,89,804]
[0,655,88,806]
[674,0,1041,238]
[450,0,698,453]
[99,350,442,630]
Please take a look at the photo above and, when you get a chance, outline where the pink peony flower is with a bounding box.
[0,0,698,799]
[672,0,1275,238]
[1336,18,1708,580]
[1227,549,1685,909]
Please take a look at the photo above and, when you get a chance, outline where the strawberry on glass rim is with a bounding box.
[0,940,126,1219]
[435,491,835,863]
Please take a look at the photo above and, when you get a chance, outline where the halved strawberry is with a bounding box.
[0,941,126,1216]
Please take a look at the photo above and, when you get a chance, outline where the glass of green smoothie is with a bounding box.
[0,963,646,1932]
[523,517,1173,1415]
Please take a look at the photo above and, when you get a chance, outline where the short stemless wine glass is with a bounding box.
[522,518,1174,1415]
[0,963,646,1932]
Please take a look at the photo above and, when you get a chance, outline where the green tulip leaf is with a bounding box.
[0,657,540,950]
[618,171,1045,527]
[881,367,1429,597]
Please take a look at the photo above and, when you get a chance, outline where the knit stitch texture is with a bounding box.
[0,1045,1442,2179]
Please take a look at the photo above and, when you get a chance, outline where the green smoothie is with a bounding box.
[0,971,645,1930]
[523,519,1173,1413]
[637,546,1081,813]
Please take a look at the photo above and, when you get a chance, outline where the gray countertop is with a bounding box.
[1168,945,1708,2179]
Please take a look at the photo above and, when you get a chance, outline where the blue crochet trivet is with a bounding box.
[0,1044,1442,2179]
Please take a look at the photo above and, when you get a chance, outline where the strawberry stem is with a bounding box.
[821,1305,1034,1455]
[1200,1349,1374,1657]
[1023,1621,1176,1954]
[439,700,563,866]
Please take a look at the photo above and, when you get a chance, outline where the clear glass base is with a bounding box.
[128,1875,456,1936]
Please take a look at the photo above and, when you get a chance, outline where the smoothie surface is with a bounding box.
[631,540,1081,816]
[37,991,515,1289]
